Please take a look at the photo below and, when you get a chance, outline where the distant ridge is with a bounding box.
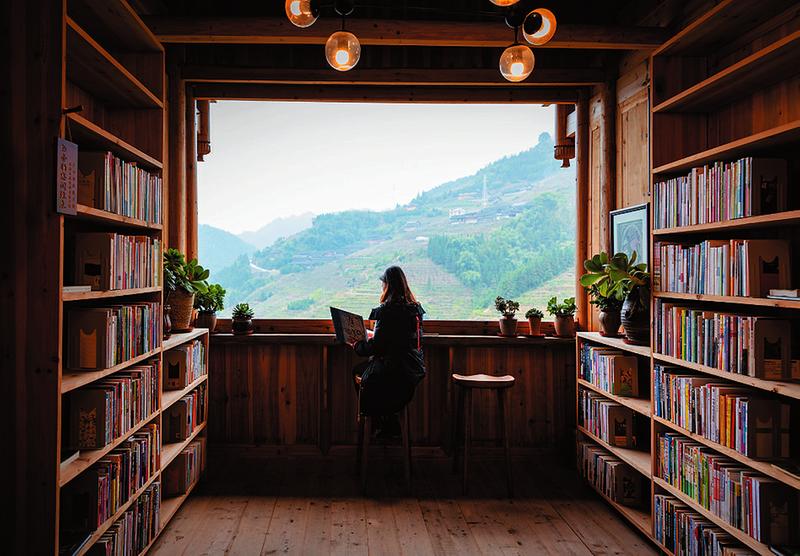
[198,224,256,275]
[238,212,314,250]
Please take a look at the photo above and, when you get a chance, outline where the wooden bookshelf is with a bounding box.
[576,331,651,357]
[583,479,651,538]
[577,426,651,477]
[578,379,650,417]
[63,286,162,301]
[159,477,201,531]
[162,374,208,413]
[652,210,800,236]
[68,0,162,53]
[161,422,208,472]
[163,328,209,351]
[66,113,163,170]
[62,348,162,393]
[653,290,800,309]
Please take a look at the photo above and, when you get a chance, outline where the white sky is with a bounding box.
[198,101,554,234]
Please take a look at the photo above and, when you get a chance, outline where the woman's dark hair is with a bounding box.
[380,266,418,304]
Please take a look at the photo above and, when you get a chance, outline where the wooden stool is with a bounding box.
[451,373,515,497]
[356,405,412,495]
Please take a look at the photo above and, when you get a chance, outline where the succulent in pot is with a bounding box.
[524,307,544,336]
[495,296,520,337]
[163,248,209,332]
[231,303,255,335]
[194,283,226,333]
[580,251,626,337]
[547,296,577,338]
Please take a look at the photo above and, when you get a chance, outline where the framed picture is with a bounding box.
[610,203,649,267]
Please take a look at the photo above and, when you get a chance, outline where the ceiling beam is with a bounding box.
[145,17,668,50]
[191,84,581,103]
[181,66,606,87]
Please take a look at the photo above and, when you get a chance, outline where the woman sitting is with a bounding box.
[350,266,426,437]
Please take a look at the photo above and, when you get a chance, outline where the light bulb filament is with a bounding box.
[335,49,350,65]
[289,0,302,16]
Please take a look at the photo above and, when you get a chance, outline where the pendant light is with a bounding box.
[499,15,534,83]
[522,8,557,46]
[325,0,360,71]
[285,0,319,28]
[488,0,521,5]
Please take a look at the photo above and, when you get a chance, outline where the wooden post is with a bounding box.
[186,84,198,259]
[575,91,590,329]
[599,81,616,252]
[167,46,186,253]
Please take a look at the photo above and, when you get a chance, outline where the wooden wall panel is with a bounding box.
[617,88,650,207]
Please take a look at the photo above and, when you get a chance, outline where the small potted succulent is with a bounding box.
[525,307,544,336]
[163,248,209,332]
[194,283,226,333]
[231,302,255,335]
[547,296,577,338]
[580,252,626,337]
[495,296,520,337]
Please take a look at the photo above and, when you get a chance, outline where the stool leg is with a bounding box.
[356,414,365,476]
[361,416,370,495]
[462,389,472,495]
[498,388,513,498]
[452,386,464,473]
[402,407,411,491]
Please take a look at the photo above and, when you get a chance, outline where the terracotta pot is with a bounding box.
[232,317,254,335]
[621,286,650,346]
[527,316,542,336]
[554,315,575,338]
[598,309,621,337]
[498,317,518,337]
[163,304,172,340]
[169,289,195,332]
[195,310,217,333]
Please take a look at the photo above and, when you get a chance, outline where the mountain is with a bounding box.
[198,224,256,275]
[238,212,314,250]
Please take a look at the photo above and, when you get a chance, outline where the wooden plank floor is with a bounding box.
[151,452,656,555]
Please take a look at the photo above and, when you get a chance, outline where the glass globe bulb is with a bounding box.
[285,0,318,28]
[489,0,520,5]
[325,31,361,71]
[523,8,557,46]
[499,44,534,82]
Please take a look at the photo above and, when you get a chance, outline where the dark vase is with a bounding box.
[621,286,650,346]
[195,310,217,333]
[498,317,518,337]
[163,304,172,339]
[598,308,622,337]
[232,317,254,335]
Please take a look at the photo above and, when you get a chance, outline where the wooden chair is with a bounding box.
[355,399,412,496]
[451,373,515,497]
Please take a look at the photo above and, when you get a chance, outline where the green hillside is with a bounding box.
[198,224,256,275]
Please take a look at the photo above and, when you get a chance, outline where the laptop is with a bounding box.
[330,307,367,345]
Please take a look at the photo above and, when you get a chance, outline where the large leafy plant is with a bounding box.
[494,296,520,318]
[194,283,226,312]
[580,251,650,311]
[163,248,209,295]
[547,296,576,318]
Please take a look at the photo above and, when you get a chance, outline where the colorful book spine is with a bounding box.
[164,383,207,443]
[88,482,161,556]
[577,439,644,506]
[164,339,207,390]
[578,389,637,448]
[580,343,639,397]
[73,232,162,291]
[163,439,204,496]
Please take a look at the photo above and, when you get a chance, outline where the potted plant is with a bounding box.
[609,251,650,346]
[524,307,544,336]
[163,248,209,332]
[580,251,626,337]
[547,296,577,337]
[494,296,520,337]
[231,303,255,335]
[194,283,226,333]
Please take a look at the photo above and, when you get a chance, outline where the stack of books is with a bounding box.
[580,343,640,397]
[78,151,163,224]
[654,365,790,459]
[654,494,751,555]
[67,364,160,450]
[652,157,786,230]
[577,440,644,506]
[164,339,206,390]
[61,424,160,534]
[91,482,161,555]
[656,432,797,544]
[73,232,162,291]
[164,383,206,443]
[653,239,790,297]
[163,438,205,496]
[66,302,161,370]
[579,389,637,448]
[654,300,793,380]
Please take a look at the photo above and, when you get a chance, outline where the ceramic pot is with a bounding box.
[169,290,195,332]
[598,309,621,337]
[498,317,518,337]
[621,286,650,346]
[232,317,254,335]
[195,310,217,333]
[527,316,542,336]
[554,315,575,337]
[163,304,172,339]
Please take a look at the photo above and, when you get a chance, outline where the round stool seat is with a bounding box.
[452,373,515,388]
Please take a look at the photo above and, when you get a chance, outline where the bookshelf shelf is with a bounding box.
[63,286,162,301]
[653,290,800,309]
[652,31,800,114]
[66,17,163,109]
[653,478,771,555]
[652,353,800,400]
[158,478,200,531]
[576,331,651,357]
[652,120,800,175]
[652,210,800,236]
[68,0,162,53]
[161,422,208,473]
[62,347,162,393]
[162,374,208,413]
[60,410,160,487]
[584,480,651,538]
[163,328,209,351]
[578,380,650,418]
[577,426,651,477]
[652,416,800,491]
[66,113,163,170]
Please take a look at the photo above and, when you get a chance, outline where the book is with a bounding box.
[164,339,206,390]
[769,289,799,298]
[330,307,366,344]
[73,232,161,291]
[163,440,202,496]
[63,285,91,294]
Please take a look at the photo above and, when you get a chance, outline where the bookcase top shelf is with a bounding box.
[578,379,651,418]
[66,17,163,109]
[66,113,163,171]
[576,331,651,357]
[652,120,800,175]
[653,290,800,309]
[653,210,800,236]
[62,347,162,393]
[163,328,209,352]
[62,285,162,302]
